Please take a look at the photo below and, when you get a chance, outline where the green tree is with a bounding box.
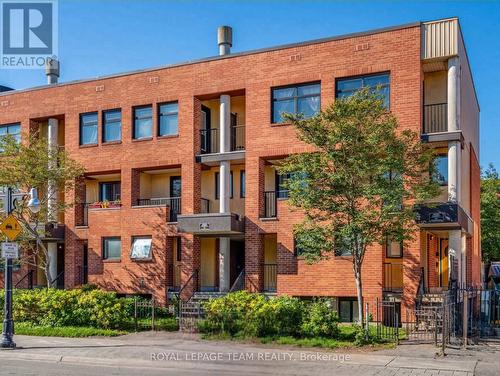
[481,164,500,262]
[0,134,85,286]
[278,89,439,326]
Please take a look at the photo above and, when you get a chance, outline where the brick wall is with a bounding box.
[0,24,432,308]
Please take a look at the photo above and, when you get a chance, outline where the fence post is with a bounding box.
[151,297,156,331]
[442,301,446,355]
[134,297,138,332]
[434,310,438,347]
[463,291,468,348]
[365,302,370,341]
[395,312,399,345]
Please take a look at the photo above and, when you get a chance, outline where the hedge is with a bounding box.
[199,291,340,338]
[0,288,135,329]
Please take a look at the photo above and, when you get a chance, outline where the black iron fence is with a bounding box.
[423,103,447,134]
[200,126,246,154]
[264,191,277,218]
[264,263,277,292]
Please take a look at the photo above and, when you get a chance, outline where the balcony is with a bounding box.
[423,103,447,134]
[264,263,277,292]
[414,202,472,233]
[177,212,244,236]
[136,197,181,222]
[200,125,245,154]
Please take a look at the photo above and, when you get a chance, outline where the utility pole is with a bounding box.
[1,187,15,349]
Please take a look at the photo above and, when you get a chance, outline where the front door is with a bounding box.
[230,240,245,288]
[440,239,449,288]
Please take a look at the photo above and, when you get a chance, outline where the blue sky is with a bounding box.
[1,0,498,168]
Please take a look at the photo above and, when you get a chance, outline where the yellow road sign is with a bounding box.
[0,214,22,241]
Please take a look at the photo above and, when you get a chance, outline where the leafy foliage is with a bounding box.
[0,134,85,285]
[199,291,339,339]
[277,89,439,324]
[481,164,500,262]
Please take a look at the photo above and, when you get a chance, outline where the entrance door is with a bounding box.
[440,239,449,288]
[230,240,245,288]
[201,105,211,153]
[82,244,88,285]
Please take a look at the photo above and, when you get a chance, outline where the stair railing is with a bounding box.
[14,269,34,289]
[229,268,245,292]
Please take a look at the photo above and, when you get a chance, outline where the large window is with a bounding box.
[170,176,181,198]
[240,170,245,198]
[336,73,390,108]
[130,236,152,260]
[102,109,121,142]
[103,237,121,260]
[99,181,121,201]
[215,171,233,199]
[276,172,290,199]
[432,155,448,186]
[0,123,21,145]
[338,298,359,322]
[133,106,153,139]
[272,82,321,123]
[80,113,98,145]
[158,102,178,136]
[386,238,403,258]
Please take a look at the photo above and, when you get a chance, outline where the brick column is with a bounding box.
[245,221,264,292]
[130,168,140,207]
[402,229,422,319]
[180,234,200,300]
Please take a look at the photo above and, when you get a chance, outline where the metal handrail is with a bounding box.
[200,198,210,213]
[50,270,65,289]
[423,103,447,134]
[15,269,34,289]
[264,191,277,218]
[177,269,199,302]
[230,125,245,151]
[263,264,277,292]
[229,268,245,292]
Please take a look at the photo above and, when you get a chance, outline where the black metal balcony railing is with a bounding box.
[383,263,403,293]
[137,198,170,206]
[200,198,210,213]
[230,125,245,151]
[200,125,246,154]
[264,263,277,292]
[423,103,447,134]
[135,197,181,222]
[75,203,89,226]
[264,191,277,218]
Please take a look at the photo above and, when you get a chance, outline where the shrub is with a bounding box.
[300,300,340,338]
[0,288,132,329]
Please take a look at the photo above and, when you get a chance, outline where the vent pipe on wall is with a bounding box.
[45,58,60,84]
[217,26,232,56]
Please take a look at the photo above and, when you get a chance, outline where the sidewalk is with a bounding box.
[0,332,481,375]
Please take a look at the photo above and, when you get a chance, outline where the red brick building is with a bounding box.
[0,18,480,320]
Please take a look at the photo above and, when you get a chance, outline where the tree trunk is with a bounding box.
[354,266,364,327]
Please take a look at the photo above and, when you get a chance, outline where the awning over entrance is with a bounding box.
[177,213,244,236]
[414,202,472,235]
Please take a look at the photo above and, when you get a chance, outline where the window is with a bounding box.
[386,238,403,258]
[276,172,290,199]
[158,102,178,136]
[272,82,321,123]
[130,236,152,260]
[80,112,98,145]
[334,235,353,256]
[133,106,153,139]
[240,170,246,198]
[176,237,182,262]
[99,181,121,201]
[294,236,305,257]
[170,176,181,198]
[103,237,121,260]
[215,171,233,199]
[338,298,359,322]
[432,155,448,186]
[0,123,21,145]
[102,109,121,142]
[336,73,390,108]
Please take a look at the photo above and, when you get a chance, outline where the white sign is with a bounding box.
[1,242,19,259]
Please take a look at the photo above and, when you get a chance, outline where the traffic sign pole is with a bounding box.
[1,187,16,349]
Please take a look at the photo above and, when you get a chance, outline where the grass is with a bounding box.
[201,324,400,350]
[13,316,178,338]
[14,322,127,337]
